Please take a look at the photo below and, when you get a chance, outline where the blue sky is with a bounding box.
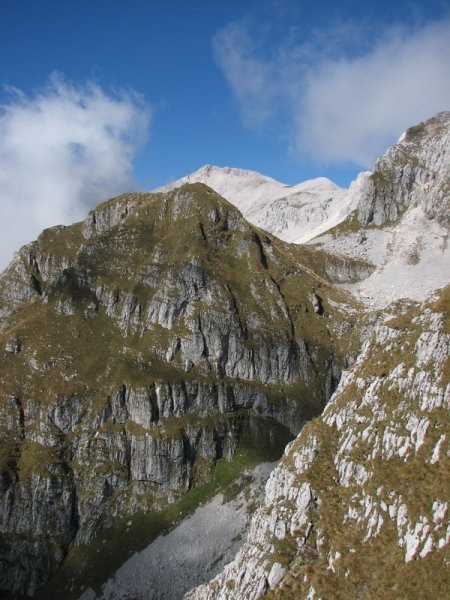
[0,0,449,267]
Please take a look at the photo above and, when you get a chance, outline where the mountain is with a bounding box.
[159,112,450,309]
[0,113,448,600]
[183,113,450,599]
[156,166,350,244]
[308,111,450,308]
[0,184,358,598]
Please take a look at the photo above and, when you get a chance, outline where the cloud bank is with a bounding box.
[214,18,450,168]
[0,74,150,270]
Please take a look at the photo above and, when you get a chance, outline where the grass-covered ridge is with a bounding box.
[259,293,450,599]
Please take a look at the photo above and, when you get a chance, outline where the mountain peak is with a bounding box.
[398,110,450,145]
[156,164,290,200]
[156,165,348,245]
[308,112,450,308]
[189,164,277,181]
[357,112,450,227]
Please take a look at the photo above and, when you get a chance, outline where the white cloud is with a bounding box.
[0,74,151,270]
[213,22,277,129]
[298,20,450,166]
[214,18,450,168]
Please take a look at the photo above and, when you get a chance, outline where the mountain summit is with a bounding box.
[156,166,350,244]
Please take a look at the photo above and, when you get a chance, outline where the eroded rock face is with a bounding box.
[307,113,450,310]
[0,184,352,596]
[187,295,449,599]
[357,112,450,227]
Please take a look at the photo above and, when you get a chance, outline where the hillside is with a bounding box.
[187,289,449,599]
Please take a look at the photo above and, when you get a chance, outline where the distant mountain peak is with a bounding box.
[156,165,349,245]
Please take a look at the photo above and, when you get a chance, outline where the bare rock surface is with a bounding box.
[79,463,274,600]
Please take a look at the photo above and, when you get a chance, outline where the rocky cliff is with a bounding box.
[186,290,449,599]
[356,111,450,227]
[0,184,357,597]
[306,112,450,308]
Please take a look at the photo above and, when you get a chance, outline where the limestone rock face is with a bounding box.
[356,112,450,227]
[186,292,449,599]
[0,184,354,596]
[307,113,450,308]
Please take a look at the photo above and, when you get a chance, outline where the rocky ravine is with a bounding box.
[186,291,450,600]
[0,184,358,597]
[79,462,276,600]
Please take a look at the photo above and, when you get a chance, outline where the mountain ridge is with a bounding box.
[156,112,450,309]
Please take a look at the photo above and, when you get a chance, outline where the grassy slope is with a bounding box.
[263,288,450,599]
